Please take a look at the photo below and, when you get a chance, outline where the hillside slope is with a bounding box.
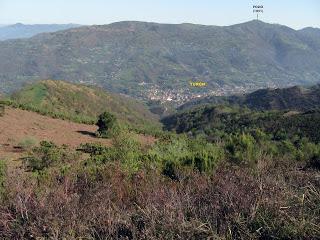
[179,84,320,112]
[0,21,319,102]
[162,105,320,143]
[9,80,160,128]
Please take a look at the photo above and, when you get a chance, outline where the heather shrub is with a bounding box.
[2,162,319,239]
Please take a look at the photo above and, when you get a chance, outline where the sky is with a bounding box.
[0,0,319,29]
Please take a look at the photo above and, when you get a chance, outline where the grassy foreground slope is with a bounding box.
[8,80,160,128]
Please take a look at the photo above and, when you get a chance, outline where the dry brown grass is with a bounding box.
[0,160,319,239]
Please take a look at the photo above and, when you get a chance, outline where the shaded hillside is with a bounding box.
[0,21,320,101]
[243,85,320,110]
[0,23,80,40]
[179,84,320,111]
[163,105,320,143]
[8,80,159,128]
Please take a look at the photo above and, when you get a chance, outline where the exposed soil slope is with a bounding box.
[0,107,111,149]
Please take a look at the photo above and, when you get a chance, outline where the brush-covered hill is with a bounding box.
[0,23,81,41]
[7,80,160,129]
[0,20,320,101]
[162,104,320,143]
[179,84,320,112]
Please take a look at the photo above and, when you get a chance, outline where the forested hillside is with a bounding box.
[0,21,320,102]
[179,84,320,111]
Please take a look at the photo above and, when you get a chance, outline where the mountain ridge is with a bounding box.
[0,20,319,102]
[0,23,81,40]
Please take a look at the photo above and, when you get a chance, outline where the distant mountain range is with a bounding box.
[179,84,320,112]
[0,20,319,102]
[0,23,81,40]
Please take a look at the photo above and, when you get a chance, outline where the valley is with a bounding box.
[0,20,319,103]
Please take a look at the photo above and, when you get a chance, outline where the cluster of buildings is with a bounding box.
[144,81,279,105]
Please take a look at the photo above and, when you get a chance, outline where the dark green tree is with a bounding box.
[0,104,4,117]
[97,112,118,137]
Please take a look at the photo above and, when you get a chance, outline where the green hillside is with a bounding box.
[163,104,320,143]
[0,21,320,102]
[179,84,320,112]
[8,80,160,128]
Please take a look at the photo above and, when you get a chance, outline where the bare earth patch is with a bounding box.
[0,107,108,175]
[0,107,155,173]
[0,107,112,149]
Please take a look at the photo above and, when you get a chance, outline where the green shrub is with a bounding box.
[162,161,179,180]
[81,143,116,165]
[112,132,143,172]
[0,160,6,200]
[24,141,75,171]
[0,104,4,117]
[97,112,119,138]
[309,154,320,169]
[80,143,110,156]
[226,133,259,165]
[277,140,297,158]
[149,135,224,177]
[18,136,38,150]
[82,132,143,173]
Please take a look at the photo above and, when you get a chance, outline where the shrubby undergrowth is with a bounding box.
[0,108,319,239]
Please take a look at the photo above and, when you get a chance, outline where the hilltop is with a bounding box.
[0,20,319,102]
[7,80,160,129]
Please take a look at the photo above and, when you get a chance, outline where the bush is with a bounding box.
[309,151,320,169]
[18,136,38,150]
[82,132,143,173]
[97,111,119,138]
[149,135,224,177]
[0,160,6,200]
[24,141,77,172]
[226,133,259,165]
[80,143,110,156]
[162,160,179,180]
[0,104,4,117]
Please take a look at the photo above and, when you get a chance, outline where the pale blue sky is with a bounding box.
[0,0,319,29]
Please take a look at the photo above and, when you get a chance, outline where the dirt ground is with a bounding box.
[0,107,155,175]
[0,107,112,148]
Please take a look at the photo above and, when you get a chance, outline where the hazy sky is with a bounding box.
[0,0,319,29]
